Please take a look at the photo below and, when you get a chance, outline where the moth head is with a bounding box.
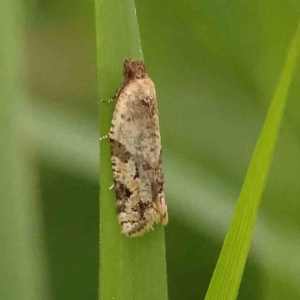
[123,59,146,80]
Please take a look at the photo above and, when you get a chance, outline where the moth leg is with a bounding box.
[109,183,115,190]
[100,133,110,141]
[101,83,125,104]
[101,98,116,104]
[101,87,119,103]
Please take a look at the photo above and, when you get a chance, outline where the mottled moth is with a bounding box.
[102,59,168,237]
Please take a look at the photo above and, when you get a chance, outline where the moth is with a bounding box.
[102,59,168,237]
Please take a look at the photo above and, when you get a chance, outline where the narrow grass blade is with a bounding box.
[95,1,168,300]
[205,22,300,300]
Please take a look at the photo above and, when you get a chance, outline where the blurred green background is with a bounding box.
[2,0,300,299]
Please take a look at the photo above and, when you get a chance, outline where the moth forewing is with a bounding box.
[109,59,168,237]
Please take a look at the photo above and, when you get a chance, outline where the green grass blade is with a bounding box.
[95,1,168,300]
[205,22,300,300]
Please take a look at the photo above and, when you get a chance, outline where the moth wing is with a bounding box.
[110,78,168,237]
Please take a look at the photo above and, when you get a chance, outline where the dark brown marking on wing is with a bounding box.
[120,219,149,236]
[119,201,154,235]
[137,201,152,219]
[142,163,151,171]
[151,181,159,202]
[133,163,139,179]
[116,202,126,214]
[115,181,132,202]
[110,138,131,163]
[140,96,156,118]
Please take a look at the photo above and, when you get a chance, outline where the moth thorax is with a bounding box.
[123,59,146,80]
